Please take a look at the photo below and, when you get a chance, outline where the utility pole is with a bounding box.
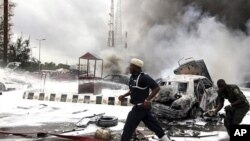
[37,38,46,71]
[107,0,115,47]
[115,0,123,48]
[124,31,128,48]
[3,0,8,65]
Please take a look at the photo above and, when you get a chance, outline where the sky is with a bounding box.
[11,0,110,65]
[9,0,250,82]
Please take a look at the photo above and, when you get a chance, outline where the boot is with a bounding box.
[160,135,171,141]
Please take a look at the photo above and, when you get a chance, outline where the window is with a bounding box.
[113,76,120,83]
[166,81,188,94]
[194,80,205,101]
[103,75,112,81]
[159,81,166,86]
[201,79,213,89]
[178,82,188,92]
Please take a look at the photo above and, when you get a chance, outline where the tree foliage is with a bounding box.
[9,36,31,63]
[41,62,56,70]
[41,62,70,70]
[57,63,70,69]
[0,1,72,71]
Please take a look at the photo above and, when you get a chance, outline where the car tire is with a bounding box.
[96,116,118,127]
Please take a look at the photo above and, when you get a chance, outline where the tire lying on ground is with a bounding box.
[96,116,118,127]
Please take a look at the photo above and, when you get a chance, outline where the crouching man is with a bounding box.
[119,58,171,141]
[208,79,249,136]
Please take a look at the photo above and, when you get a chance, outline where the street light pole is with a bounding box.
[37,38,46,71]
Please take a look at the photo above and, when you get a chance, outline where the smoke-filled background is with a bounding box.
[106,0,250,83]
[10,0,250,83]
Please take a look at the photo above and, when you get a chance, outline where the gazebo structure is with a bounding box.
[78,52,103,79]
[78,52,103,94]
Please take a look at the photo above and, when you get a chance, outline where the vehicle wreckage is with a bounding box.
[0,62,32,93]
[152,58,218,119]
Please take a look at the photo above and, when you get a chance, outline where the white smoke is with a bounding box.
[114,1,250,83]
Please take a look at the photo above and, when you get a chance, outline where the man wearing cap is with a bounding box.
[207,79,249,136]
[119,58,171,141]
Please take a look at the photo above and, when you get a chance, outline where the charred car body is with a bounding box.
[152,59,218,119]
[103,74,129,85]
[152,75,217,119]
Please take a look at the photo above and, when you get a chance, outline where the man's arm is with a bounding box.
[231,99,245,107]
[122,91,131,98]
[118,91,130,101]
[146,86,160,101]
[143,86,160,108]
[215,100,224,113]
[213,94,225,113]
[231,87,246,107]
[142,74,160,101]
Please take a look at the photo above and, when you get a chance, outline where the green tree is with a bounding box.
[42,62,56,70]
[57,63,70,69]
[21,58,39,72]
[8,36,31,63]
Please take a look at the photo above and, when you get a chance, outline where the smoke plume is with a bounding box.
[100,49,129,75]
[109,0,250,83]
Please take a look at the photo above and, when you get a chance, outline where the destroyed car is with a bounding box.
[0,81,19,92]
[103,74,129,85]
[152,75,218,119]
[78,74,129,94]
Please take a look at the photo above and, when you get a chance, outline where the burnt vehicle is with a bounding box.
[174,58,212,81]
[152,74,218,119]
[0,62,32,92]
[103,74,129,85]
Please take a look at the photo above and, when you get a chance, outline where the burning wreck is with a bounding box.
[152,59,218,119]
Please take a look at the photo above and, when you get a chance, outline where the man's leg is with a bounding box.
[232,106,249,125]
[121,108,144,141]
[224,107,233,135]
[224,105,249,136]
[142,111,168,140]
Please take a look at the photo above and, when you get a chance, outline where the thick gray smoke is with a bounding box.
[116,0,250,83]
[183,0,250,31]
[100,48,130,75]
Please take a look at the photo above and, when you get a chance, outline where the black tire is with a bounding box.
[96,116,118,127]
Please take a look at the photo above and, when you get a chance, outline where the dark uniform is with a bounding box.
[121,72,165,141]
[217,84,249,134]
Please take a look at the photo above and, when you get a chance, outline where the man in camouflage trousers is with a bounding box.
[208,79,249,136]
